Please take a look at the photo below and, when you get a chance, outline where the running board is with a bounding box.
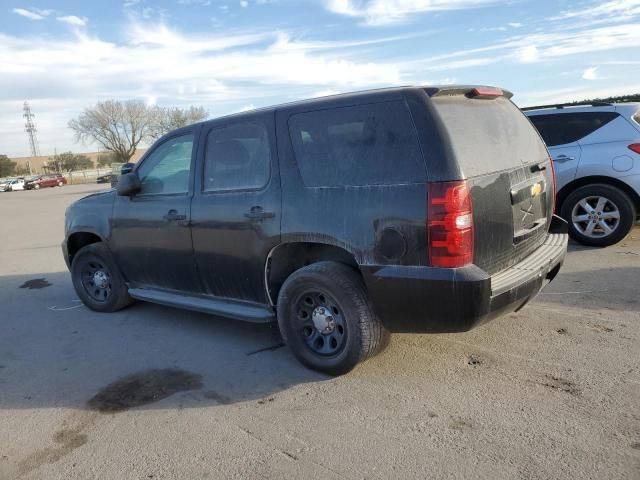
[128,288,275,323]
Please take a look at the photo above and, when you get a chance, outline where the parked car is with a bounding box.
[0,178,12,191]
[96,173,116,184]
[3,178,25,192]
[25,174,67,190]
[63,85,568,375]
[524,102,640,246]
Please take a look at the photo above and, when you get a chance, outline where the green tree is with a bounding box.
[575,93,640,104]
[51,152,94,172]
[0,155,17,177]
[96,152,119,167]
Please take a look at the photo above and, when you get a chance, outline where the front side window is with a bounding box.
[288,100,425,187]
[204,123,271,191]
[136,134,194,195]
[529,112,618,147]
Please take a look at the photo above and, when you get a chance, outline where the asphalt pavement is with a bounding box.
[0,184,638,479]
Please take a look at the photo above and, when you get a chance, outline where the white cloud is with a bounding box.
[517,45,539,63]
[0,22,402,155]
[12,8,47,20]
[552,0,640,20]
[582,67,599,80]
[56,16,88,27]
[240,0,249,7]
[326,0,495,26]
[236,104,256,112]
[508,22,522,28]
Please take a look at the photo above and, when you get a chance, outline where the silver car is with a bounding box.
[525,102,640,246]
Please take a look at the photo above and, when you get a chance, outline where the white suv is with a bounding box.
[525,103,640,246]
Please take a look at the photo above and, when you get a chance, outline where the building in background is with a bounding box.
[9,150,147,174]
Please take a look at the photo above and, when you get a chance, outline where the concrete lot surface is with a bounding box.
[1,184,639,479]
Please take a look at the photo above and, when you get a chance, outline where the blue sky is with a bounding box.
[1,0,639,157]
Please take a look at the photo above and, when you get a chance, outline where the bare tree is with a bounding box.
[68,100,153,162]
[51,151,93,172]
[149,106,208,141]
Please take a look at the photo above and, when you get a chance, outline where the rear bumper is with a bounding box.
[361,216,568,333]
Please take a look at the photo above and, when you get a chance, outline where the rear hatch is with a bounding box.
[429,87,555,275]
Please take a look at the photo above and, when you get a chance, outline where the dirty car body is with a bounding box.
[63,85,568,374]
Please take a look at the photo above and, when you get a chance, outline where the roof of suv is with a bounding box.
[194,84,512,126]
[523,102,640,116]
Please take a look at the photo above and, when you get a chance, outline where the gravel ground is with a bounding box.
[0,184,638,480]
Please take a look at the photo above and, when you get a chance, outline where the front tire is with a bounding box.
[561,183,636,247]
[71,243,133,312]
[277,262,388,375]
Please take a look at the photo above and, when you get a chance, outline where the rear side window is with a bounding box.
[204,123,271,191]
[288,100,425,187]
[634,112,640,125]
[528,112,618,147]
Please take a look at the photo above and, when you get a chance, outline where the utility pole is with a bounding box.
[23,101,40,175]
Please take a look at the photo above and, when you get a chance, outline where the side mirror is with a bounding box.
[117,172,141,196]
[121,163,135,175]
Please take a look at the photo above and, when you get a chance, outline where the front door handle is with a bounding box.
[163,209,187,221]
[554,154,575,163]
[245,206,275,220]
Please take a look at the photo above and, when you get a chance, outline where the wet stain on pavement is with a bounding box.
[17,421,93,477]
[87,368,203,413]
[19,278,51,289]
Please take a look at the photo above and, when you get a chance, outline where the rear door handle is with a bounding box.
[554,155,575,163]
[245,206,275,220]
[163,209,187,221]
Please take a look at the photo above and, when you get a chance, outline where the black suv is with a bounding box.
[63,86,568,374]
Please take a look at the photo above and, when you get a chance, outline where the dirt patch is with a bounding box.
[466,354,483,366]
[450,417,473,430]
[19,278,51,289]
[17,417,95,477]
[588,324,614,333]
[87,368,203,413]
[556,328,568,335]
[541,374,581,396]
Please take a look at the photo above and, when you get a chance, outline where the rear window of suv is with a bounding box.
[528,112,618,147]
[288,100,425,187]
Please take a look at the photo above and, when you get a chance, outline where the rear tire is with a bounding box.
[71,243,133,312]
[277,262,388,375]
[561,183,635,247]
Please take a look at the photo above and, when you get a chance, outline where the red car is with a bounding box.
[25,174,67,190]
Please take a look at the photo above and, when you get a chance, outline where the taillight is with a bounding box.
[628,143,640,154]
[428,180,474,268]
[467,87,503,99]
